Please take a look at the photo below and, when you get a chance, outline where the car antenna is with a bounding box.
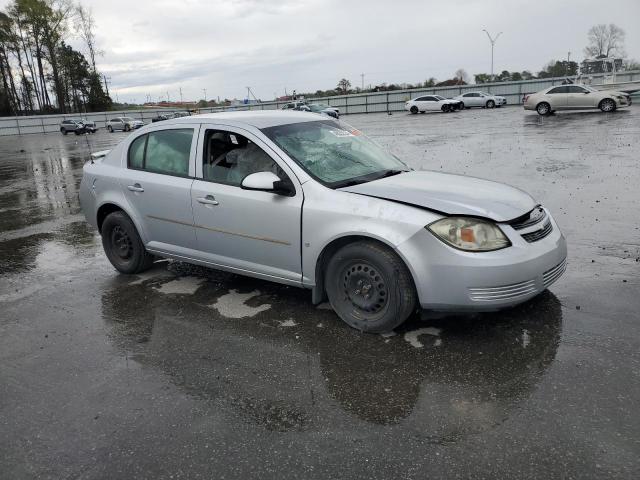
[85,133,94,164]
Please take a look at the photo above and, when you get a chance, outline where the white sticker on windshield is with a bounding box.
[328,129,355,138]
[229,134,239,144]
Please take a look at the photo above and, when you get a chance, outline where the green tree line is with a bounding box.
[0,0,110,116]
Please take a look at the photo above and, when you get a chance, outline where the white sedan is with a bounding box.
[405,95,460,113]
[523,84,631,115]
[453,91,507,109]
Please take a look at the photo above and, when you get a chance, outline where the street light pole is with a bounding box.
[482,29,502,80]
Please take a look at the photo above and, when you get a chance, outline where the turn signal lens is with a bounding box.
[427,217,510,252]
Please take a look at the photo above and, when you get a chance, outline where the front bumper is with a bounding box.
[397,210,567,311]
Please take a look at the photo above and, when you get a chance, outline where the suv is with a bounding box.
[60,118,97,135]
[107,117,145,132]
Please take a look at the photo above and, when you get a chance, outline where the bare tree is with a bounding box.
[336,78,351,94]
[584,24,626,59]
[75,5,100,73]
[454,68,469,84]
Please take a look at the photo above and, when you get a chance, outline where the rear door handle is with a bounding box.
[127,183,144,192]
[197,195,219,206]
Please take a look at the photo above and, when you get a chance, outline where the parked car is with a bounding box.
[79,111,567,333]
[60,118,97,135]
[523,84,632,115]
[453,91,507,109]
[294,103,340,119]
[281,100,308,110]
[404,95,460,113]
[107,117,145,132]
[151,112,175,123]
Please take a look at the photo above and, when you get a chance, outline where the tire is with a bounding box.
[124,124,131,132]
[101,211,154,274]
[107,125,113,133]
[61,128,67,135]
[599,98,616,113]
[486,99,495,109]
[459,102,465,109]
[325,240,417,333]
[441,104,451,113]
[536,102,551,116]
[409,105,418,114]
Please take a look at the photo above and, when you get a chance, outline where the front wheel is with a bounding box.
[101,211,154,274]
[459,102,465,109]
[107,125,113,133]
[599,98,616,112]
[409,105,418,114]
[441,104,451,113]
[325,241,416,333]
[60,128,67,135]
[486,99,495,108]
[536,102,551,116]
[124,124,131,132]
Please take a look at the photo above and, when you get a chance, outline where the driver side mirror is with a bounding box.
[241,171,294,196]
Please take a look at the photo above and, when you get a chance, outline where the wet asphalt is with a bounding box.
[1,106,639,479]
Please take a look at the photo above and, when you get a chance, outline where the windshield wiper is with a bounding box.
[370,169,407,181]
[333,169,407,189]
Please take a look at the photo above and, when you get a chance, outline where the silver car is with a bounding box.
[107,116,145,132]
[523,84,631,115]
[453,91,507,109]
[79,111,567,332]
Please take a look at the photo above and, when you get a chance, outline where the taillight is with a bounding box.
[523,95,530,103]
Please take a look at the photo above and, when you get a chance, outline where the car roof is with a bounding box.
[159,110,326,129]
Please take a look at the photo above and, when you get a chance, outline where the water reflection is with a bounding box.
[100,265,562,437]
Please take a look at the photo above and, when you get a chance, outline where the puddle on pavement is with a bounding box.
[99,262,563,436]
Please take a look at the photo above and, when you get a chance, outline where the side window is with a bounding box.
[566,86,586,93]
[414,96,426,101]
[548,86,566,94]
[145,129,193,176]
[128,134,146,169]
[202,130,290,188]
[424,96,435,101]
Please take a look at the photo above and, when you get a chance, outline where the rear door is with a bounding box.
[119,126,199,254]
[190,124,303,283]
[545,86,568,109]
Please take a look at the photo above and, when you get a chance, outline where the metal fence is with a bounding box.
[1,70,638,136]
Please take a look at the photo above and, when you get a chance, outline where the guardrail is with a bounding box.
[1,70,638,136]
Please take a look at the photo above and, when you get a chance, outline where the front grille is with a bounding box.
[543,258,567,288]
[521,220,553,243]
[469,279,537,302]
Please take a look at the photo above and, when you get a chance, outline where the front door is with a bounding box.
[119,127,198,254]
[566,85,594,108]
[190,126,303,284]
[545,86,568,109]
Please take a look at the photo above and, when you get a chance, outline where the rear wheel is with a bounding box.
[486,99,496,109]
[60,128,67,135]
[325,241,416,333]
[599,98,616,112]
[101,211,154,274]
[536,102,551,116]
[409,105,418,114]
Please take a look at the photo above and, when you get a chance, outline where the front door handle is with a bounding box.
[197,195,219,206]
[127,183,144,192]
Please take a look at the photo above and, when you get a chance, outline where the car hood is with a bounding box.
[339,171,536,222]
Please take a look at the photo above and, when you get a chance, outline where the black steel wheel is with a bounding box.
[325,241,416,333]
[101,211,154,274]
[410,105,418,114]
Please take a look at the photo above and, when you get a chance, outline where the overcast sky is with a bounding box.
[3,0,639,102]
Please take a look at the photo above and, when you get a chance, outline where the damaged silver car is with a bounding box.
[79,111,567,332]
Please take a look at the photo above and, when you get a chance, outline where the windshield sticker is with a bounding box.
[229,134,239,144]
[329,129,355,138]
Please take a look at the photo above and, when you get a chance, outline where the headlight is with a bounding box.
[427,217,510,252]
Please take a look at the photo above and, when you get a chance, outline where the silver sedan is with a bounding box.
[79,111,567,332]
